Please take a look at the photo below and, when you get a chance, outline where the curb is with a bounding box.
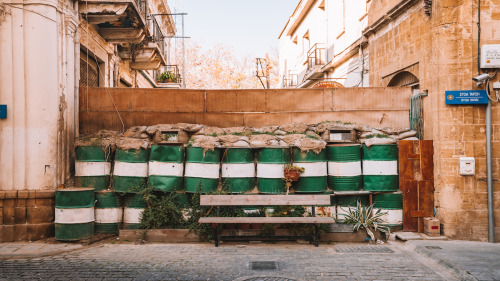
[0,244,91,260]
[408,243,478,281]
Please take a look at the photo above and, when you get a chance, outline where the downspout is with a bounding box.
[74,1,80,138]
[478,0,495,243]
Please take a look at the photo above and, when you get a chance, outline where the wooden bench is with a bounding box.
[198,194,335,247]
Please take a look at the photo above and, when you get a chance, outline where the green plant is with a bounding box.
[338,201,391,241]
[157,71,177,83]
[140,190,188,229]
[283,164,305,173]
[364,134,391,139]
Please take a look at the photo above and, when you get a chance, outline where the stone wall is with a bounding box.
[0,191,55,242]
[366,0,500,241]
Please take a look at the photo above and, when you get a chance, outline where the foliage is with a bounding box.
[283,164,305,173]
[364,134,391,139]
[338,201,391,241]
[140,189,187,229]
[169,40,279,89]
[157,71,177,83]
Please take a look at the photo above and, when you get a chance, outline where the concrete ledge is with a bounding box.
[119,229,201,243]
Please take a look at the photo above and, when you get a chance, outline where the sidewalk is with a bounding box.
[0,242,83,259]
[405,239,500,281]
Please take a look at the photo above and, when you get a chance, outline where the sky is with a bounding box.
[169,0,298,57]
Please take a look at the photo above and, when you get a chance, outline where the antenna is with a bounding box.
[256,55,270,89]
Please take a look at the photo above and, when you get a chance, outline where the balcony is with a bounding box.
[155,65,182,88]
[79,0,148,43]
[282,72,298,88]
[307,43,326,70]
[118,17,167,70]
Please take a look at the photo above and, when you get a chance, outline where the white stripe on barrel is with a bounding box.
[113,162,148,177]
[327,162,362,177]
[148,162,184,177]
[362,161,398,175]
[184,163,219,179]
[75,162,111,176]
[123,208,144,224]
[294,162,327,177]
[55,208,94,224]
[374,209,403,225]
[221,163,255,178]
[256,163,284,178]
[95,208,123,224]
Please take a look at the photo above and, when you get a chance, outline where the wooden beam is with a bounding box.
[199,217,335,224]
[200,195,332,206]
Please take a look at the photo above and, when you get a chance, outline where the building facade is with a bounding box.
[278,0,369,88]
[279,0,500,241]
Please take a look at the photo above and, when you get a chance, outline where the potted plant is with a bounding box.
[284,164,305,181]
[338,201,391,241]
[157,71,176,83]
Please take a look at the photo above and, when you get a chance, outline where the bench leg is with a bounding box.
[214,224,219,247]
[314,223,319,247]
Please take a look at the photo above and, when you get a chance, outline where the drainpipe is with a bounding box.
[478,1,495,243]
[74,1,80,138]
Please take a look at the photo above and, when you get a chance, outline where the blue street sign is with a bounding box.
[445,90,488,105]
[0,105,6,119]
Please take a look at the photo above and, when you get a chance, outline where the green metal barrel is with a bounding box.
[362,144,399,191]
[327,144,362,191]
[256,148,290,194]
[292,148,327,193]
[55,188,95,241]
[123,193,147,229]
[148,145,184,192]
[75,146,111,191]
[334,195,369,221]
[373,192,403,226]
[221,148,255,193]
[184,147,221,193]
[113,148,149,193]
[95,191,122,234]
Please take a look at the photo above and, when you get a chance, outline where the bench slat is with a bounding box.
[199,217,335,224]
[200,195,331,206]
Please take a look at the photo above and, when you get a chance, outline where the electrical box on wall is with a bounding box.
[480,44,500,68]
[0,105,6,119]
[460,157,475,176]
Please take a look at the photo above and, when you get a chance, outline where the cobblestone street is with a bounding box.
[0,242,457,281]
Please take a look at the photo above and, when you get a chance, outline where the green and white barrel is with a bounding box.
[123,193,146,229]
[184,147,221,193]
[327,144,362,191]
[95,191,122,234]
[362,144,398,191]
[373,192,403,226]
[113,148,149,193]
[335,195,369,221]
[256,148,290,194]
[221,148,255,193]
[75,146,111,191]
[292,148,327,193]
[148,145,184,192]
[55,188,94,241]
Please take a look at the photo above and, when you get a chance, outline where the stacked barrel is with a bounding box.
[256,148,289,194]
[221,148,255,193]
[123,193,147,229]
[362,144,398,192]
[184,147,221,193]
[149,145,184,192]
[373,192,403,226]
[55,188,95,241]
[113,148,149,193]
[75,146,111,191]
[292,148,327,193]
[327,144,362,191]
[94,191,122,234]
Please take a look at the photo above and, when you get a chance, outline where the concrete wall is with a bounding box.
[79,87,412,134]
[366,0,500,241]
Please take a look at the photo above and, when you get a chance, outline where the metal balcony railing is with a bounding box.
[282,72,298,88]
[149,16,165,56]
[307,43,326,69]
[135,0,148,22]
[155,65,182,84]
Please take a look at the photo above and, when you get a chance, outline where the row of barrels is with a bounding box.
[54,188,147,241]
[75,144,398,194]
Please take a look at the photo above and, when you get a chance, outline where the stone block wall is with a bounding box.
[366,0,500,241]
[0,191,55,242]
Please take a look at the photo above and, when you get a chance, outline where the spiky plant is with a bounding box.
[339,201,391,241]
